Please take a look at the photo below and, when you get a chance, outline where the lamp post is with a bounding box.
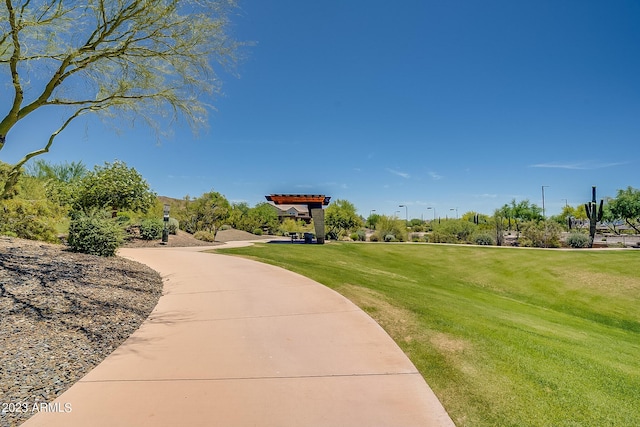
[162,204,170,244]
[399,204,408,224]
[542,186,549,218]
[427,207,436,221]
[450,207,458,219]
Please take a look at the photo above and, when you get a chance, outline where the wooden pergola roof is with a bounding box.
[265,194,331,206]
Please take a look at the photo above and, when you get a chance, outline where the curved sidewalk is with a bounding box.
[23,244,454,427]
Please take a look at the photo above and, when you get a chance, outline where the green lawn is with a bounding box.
[217,243,640,427]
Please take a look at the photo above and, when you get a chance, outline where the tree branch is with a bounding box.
[2,106,95,197]
[0,0,25,138]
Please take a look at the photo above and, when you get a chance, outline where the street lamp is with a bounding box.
[427,207,436,221]
[542,186,550,218]
[450,207,458,219]
[399,204,408,223]
[162,204,170,244]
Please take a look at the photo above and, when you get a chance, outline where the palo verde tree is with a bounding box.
[179,190,230,236]
[0,0,241,197]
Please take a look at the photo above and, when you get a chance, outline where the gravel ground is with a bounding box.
[0,237,163,427]
[121,228,274,248]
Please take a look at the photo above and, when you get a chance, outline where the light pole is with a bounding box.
[368,210,376,228]
[394,210,400,218]
[399,204,408,224]
[427,207,436,221]
[542,186,549,218]
[162,204,170,244]
[450,207,458,219]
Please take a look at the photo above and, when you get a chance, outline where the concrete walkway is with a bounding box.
[23,244,454,427]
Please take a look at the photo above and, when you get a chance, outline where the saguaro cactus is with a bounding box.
[584,186,604,248]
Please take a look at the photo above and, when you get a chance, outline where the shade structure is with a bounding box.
[266,194,331,244]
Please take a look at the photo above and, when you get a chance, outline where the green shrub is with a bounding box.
[369,234,379,242]
[68,212,123,256]
[220,224,232,231]
[116,213,131,225]
[355,229,367,241]
[350,232,359,241]
[566,232,590,248]
[431,219,477,243]
[384,234,396,242]
[168,217,179,235]
[194,230,216,242]
[252,228,263,236]
[427,230,457,243]
[140,218,163,240]
[474,233,495,246]
[374,216,407,242]
[0,199,60,243]
[520,220,562,248]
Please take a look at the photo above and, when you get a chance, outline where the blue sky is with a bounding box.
[3,0,639,218]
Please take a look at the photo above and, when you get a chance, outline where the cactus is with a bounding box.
[584,186,604,248]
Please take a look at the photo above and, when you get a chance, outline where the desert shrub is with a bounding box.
[278,218,311,236]
[431,219,477,243]
[168,217,179,234]
[68,211,124,256]
[369,234,379,242]
[384,234,396,242]
[566,232,590,248]
[0,199,59,243]
[427,230,457,243]
[350,232,359,241]
[140,218,163,240]
[474,233,495,246]
[252,228,263,236]
[194,230,216,242]
[374,216,407,242]
[220,224,232,231]
[519,220,562,248]
[355,229,367,241]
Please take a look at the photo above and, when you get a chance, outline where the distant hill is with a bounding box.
[157,195,187,207]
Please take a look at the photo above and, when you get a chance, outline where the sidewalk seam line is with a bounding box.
[147,309,362,323]
[162,284,317,296]
[80,372,422,384]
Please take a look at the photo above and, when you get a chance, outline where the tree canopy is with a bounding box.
[179,190,230,235]
[325,199,362,239]
[74,160,156,215]
[608,187,640,233]
[0,0,242,197]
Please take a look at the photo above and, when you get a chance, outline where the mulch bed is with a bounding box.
[0,237,163,427]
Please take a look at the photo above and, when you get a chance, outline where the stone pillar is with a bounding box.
[310,207,325,244]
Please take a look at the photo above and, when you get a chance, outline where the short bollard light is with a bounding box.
[162,204,170,244]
